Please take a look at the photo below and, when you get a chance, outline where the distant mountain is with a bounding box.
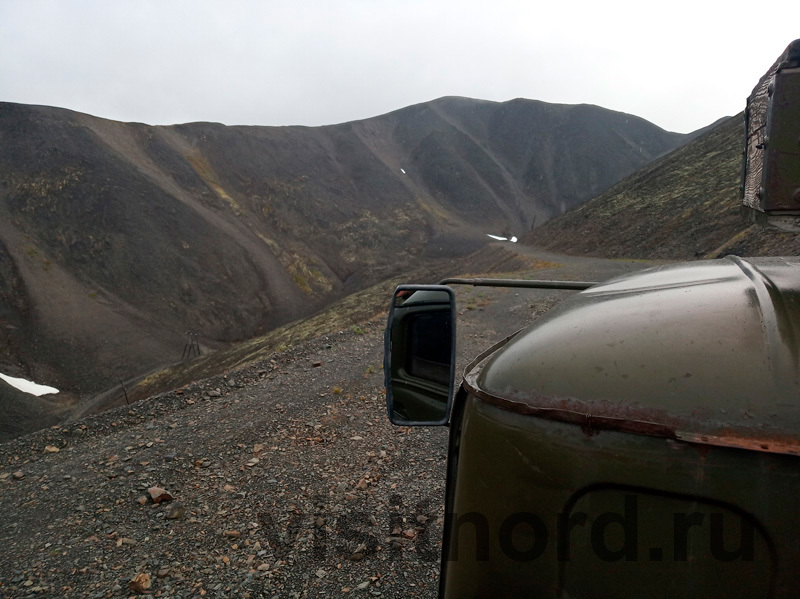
[527,114,800,259]
[0,97,696,414]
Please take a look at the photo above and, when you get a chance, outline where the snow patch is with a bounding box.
[0,373,59,397]
[486,234,518,243]
[400,168,406,174]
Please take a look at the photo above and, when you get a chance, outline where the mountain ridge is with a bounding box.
[0,97,703,437]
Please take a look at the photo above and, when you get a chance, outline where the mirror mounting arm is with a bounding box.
[437,277,597,290]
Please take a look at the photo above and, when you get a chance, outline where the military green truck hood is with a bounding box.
[465,256,800,456]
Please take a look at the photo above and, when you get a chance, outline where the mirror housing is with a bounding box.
[384,285,456,426]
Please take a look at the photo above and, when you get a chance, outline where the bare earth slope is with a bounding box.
[0,379,68,443]
[528,114,800,259]
[0,248,657,598]
[0,98,695,424]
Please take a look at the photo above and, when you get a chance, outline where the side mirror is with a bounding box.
[384,285,456,426]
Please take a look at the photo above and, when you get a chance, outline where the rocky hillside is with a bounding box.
[0,251,653,597]
[528,114,800,259]
[0,98,695,408]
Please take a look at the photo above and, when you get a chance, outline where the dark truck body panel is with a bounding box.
[439,257,800,597]
[742,39,800,225]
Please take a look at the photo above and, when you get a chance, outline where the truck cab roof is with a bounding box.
[467,256,800,456]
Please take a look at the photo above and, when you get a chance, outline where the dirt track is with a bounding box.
[0,246,662,598]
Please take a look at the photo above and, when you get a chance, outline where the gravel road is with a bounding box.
[0,247,661,598]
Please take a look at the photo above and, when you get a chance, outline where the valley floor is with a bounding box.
[0,247,658,598]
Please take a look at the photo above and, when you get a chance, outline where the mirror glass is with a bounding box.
[385,286,455,426]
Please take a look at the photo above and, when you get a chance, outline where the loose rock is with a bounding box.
[165,502,186,519]
[147,487,173,503]
[129,572,151,593]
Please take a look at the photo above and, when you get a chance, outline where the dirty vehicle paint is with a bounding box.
[384,40,800,598]
[469,257,800,456]
[442,257,800,598]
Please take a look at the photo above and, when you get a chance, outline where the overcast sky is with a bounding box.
[1,0,798,134]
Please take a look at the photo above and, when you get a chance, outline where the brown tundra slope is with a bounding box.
[0,97,697,413]
[528,114,800,259]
